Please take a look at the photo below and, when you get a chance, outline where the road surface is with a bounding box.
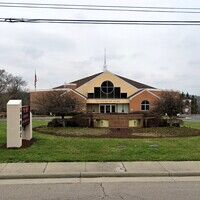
[0,177,200,200]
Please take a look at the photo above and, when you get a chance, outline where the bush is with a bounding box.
[144,117,183,127]
[167,118,184,127]
[144,117,168,127]
[47,114,92,127]
[73,113,92,127]
[48,118,64,127]
[0,112,6,118]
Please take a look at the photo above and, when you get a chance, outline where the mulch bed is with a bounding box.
[107,128,135,138]
[33,126,200,139]
[21,138,36,148]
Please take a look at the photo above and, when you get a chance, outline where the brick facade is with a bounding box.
[129,90,160,112]
[92,113,144,128]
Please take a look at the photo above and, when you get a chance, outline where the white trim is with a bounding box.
[148,88,180,93]
[148,88,167,92]
[129,89,160,100]
[87,99,129,104]
[66,83,77,85]
[129,90,144,100]
[29,88,70,92]
[146,88,161,91]
[62,83,77,88]
[147,90,161,99]
[70,89,87,99]
[62,89,87,99]
[29,88,87,99]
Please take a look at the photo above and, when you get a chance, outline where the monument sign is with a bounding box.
[7,100,32,148]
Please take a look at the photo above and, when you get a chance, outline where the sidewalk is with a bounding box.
[0,161,200,179]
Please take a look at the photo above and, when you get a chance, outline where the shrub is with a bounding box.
[167,118,183,127]
[144,117,168,127]
[47,114,92,128]
[73,113,92,127]
[48,118,64,127]
[144,117,183,127]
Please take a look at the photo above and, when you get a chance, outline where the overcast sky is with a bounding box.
[0,0,200,95]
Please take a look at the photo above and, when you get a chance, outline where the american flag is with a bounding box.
[34,69,37,90]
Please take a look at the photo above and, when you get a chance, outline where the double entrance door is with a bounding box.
[100,105,115,113]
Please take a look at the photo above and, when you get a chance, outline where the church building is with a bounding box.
[54,70,161,113]
[30,50,168,128]
[30,70,164,128]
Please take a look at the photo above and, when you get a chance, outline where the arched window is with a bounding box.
[88,80,127,99]
[101,81,114,94]
[141,100,150,111]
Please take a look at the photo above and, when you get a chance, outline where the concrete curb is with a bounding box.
[0,172,200,179]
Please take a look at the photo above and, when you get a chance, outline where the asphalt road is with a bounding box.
[0,177,200,200]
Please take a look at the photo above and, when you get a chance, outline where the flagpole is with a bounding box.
[34,69,37,91]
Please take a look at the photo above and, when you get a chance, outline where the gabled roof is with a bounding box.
[54,71,155,89]
[71,72,103,87]
[53,72,103,89]
[129,89,160,100]
[128,89,143,98]
[61,89,87,99]
[116,75,155,89]
[53,84,76,89]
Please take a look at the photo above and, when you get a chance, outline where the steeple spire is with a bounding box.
[103,48,107,71]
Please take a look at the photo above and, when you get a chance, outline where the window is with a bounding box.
[94,87,100,98]
[101,81,114,94]
[99,105,116,113]
[111,105,115,113]
[141,100,150,111]
[87,81,127,99]
[114,87,120,98]
[121,93,127,98]
[88,93,94,98]
[100,105,105,113]
[106,105,110,113]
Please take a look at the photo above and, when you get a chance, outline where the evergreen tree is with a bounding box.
[186,92,190,99]
[191,95,199,114]
[180,92,185,100]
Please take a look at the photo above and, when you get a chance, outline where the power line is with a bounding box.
[2,18,200,25]
[1,1,200,10]
[2,5,200,14]
[1,2,200,14]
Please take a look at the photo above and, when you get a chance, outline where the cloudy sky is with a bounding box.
[0,0,200,95]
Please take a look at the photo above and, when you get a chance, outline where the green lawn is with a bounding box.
[0,120,200,162]
[183,121,200,130]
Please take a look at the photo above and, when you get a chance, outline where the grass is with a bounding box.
[183,121,200,130]
[0,120,200,162]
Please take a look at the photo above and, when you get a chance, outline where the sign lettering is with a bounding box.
[22,106,30,127]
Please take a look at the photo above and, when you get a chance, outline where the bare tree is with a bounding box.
[33,90,81,127]
[0,69,27,112]
[152,91,183,126]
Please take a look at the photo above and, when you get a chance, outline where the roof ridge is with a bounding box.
[70,72,103,85]
[116,74,155,89]
[53,72,103,89]
[53,71,155,89]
